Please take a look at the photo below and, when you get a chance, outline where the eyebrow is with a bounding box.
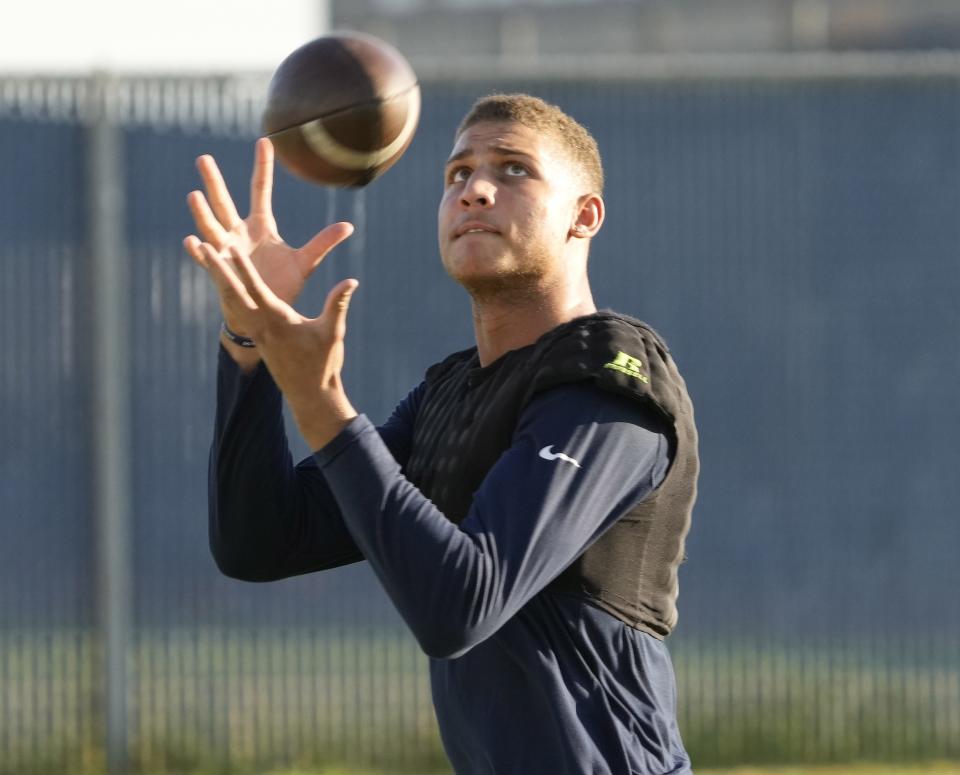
[444,145,532,167]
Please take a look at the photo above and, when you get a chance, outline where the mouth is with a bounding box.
[454,222,500,239]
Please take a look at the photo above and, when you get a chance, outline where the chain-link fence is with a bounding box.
[1,58,959,773]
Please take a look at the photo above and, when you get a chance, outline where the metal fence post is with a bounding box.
[87,72,132,775]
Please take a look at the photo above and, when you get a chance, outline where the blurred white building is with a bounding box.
[0,0,329,73]
[6,0,959,75]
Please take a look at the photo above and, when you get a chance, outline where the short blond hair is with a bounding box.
[456,93,604,194]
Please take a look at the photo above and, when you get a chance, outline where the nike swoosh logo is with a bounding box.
[539,445,581,468]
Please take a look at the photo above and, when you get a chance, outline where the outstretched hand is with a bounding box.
[191,240,360,451]
[183,137,354,334]
[184,136,360,449]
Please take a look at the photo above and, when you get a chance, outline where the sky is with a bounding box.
[0,0,329,73]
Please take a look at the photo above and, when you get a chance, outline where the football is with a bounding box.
[262,32,421,188]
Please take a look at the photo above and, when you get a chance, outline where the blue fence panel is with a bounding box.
[1,70,959,772]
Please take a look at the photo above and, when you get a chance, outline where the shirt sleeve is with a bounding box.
[209,344,423,581]
[314,381,671,659]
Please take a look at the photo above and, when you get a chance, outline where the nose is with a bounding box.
[459,172,496,209]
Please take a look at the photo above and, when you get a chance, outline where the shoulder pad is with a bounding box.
[529,312,684,424]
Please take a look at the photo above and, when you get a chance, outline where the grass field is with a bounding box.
[698,766,960,775]
[249,765,960,775]
[2,629,958,775]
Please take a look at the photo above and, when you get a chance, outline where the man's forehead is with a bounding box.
[448,121,548,161]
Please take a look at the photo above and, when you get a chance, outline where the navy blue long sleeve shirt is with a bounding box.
[211,346,692,774]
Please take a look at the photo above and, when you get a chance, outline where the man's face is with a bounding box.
[437,120,583,296]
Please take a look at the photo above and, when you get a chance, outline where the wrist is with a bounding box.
[219,325,261,374]
[293,395,357,451]
[221,320,255,348]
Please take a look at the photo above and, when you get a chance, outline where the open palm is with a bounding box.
[184,137,353,322]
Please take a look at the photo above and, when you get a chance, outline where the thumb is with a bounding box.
[322,278,360,340]
[298,221,355,278]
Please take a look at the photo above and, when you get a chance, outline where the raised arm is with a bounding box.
[184,137,374,580]
[315,381,671,659]
[209,347,424,581]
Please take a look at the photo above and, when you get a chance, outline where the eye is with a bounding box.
[504,162,528,177]
[448,166,471,184]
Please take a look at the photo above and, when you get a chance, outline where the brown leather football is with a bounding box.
[262,32,421,188]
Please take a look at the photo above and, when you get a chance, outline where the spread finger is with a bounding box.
[196,155,242,229]
[187,191,229,246]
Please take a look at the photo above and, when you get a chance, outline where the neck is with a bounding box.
[470,273,596,366]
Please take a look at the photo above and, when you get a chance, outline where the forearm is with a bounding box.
[210,345,362,580]
[287,372,357,452]
[317,417,481,656]
[315,385,669,658]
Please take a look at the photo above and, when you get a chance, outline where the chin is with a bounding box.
[445,251,507,282]
[451,266,547,304]
[443,249,504,281]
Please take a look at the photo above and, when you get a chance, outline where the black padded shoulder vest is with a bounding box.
[403,312,699,639]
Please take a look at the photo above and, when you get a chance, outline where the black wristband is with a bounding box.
[221,321,256,348]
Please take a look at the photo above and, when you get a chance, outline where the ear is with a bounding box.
[569,193,605,240]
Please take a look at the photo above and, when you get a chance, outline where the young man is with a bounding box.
[184,94,699,774]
